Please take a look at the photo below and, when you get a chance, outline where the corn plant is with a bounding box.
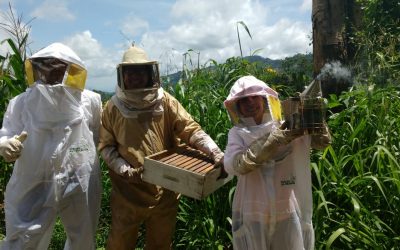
[236,21,252,58]
[0,9,31,238]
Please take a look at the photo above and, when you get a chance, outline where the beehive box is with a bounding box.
[143,145,233,200]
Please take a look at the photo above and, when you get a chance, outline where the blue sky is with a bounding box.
[0,0,312,92]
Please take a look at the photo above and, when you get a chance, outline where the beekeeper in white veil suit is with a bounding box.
[223,75,331,250]
[0,43,102,250]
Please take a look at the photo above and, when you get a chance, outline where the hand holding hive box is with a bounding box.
[143,144,233,200]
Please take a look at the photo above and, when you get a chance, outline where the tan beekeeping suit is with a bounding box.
[100,45,223,250]
[100,91,217,249]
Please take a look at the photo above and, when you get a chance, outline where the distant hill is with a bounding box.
[92,89,114,102]
[162,71,181,86]
[242,55,282,68]
[162,55,286,85]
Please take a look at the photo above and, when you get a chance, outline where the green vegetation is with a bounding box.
[1,1,399,249]
[92,89,114,102]
[0,6,32,239]
[353,0,400,86]
[313,85,400,249]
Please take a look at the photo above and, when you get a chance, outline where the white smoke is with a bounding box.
[317,61,352,82]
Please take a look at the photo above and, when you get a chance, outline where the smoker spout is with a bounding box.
[300,79,322,99]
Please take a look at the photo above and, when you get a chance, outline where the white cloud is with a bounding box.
[63,31,119,91]
[0,10,10,55]
[135,0,310,75]
[252,19,311,59]
[30,0,75,21]
[300,0,312,12]
[2,0,313,93]
[120,15,149,40]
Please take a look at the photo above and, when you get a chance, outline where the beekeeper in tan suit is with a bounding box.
[99,45,224,250]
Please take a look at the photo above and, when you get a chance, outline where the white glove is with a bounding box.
[120,164,143,184]
[0,131,28,162]
[100,147,143,183]
[210,148,224,166]
[189,130,224,167]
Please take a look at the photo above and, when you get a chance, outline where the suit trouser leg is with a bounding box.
[144,195,179,250]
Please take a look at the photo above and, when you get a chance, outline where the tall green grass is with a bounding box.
[313,85,400,249]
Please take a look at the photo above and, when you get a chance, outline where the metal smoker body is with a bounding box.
[282,79,326,134]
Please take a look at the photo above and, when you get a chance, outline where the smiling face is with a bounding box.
[122,65,151,89]
[237,95,266,124]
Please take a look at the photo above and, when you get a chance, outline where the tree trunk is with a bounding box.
[312,0,362,97]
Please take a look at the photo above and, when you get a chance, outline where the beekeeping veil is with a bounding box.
[224,75,282,126]
[23,43,88,129]
[113,45,164,118]
[25,42,87,90]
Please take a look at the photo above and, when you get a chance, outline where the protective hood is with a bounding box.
[119,45,157,65]
[117,45,160,89]
[25,42,87,90]
[224,75,282,125]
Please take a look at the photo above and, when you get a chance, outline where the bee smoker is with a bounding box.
[281,79,327,134]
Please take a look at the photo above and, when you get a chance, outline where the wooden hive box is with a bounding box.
[143,145,233,200]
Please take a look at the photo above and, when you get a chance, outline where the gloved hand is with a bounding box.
[100,147,143,183]
[211,149,224,167]
[122,165,144,184]
[212,153,229,179]
[233,128,303,174]
[0,131,28,162]
[190,130,224,166]
[311,123,332,150]
[111,158,143,184]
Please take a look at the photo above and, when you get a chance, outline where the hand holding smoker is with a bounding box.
[281,79,327,134]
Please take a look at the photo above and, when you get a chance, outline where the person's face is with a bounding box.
[237,95,265,124]
[123,65,150,89]
[32,58,68,85]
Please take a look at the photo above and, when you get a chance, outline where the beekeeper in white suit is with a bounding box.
[223,75,331,250]
[0,43,102,250]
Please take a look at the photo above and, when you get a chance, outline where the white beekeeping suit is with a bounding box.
[0,43,102,250]
[223,76,331,250]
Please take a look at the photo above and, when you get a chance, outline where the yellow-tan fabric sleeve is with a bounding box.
[163,92,203,144]
[98,100,121,152]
